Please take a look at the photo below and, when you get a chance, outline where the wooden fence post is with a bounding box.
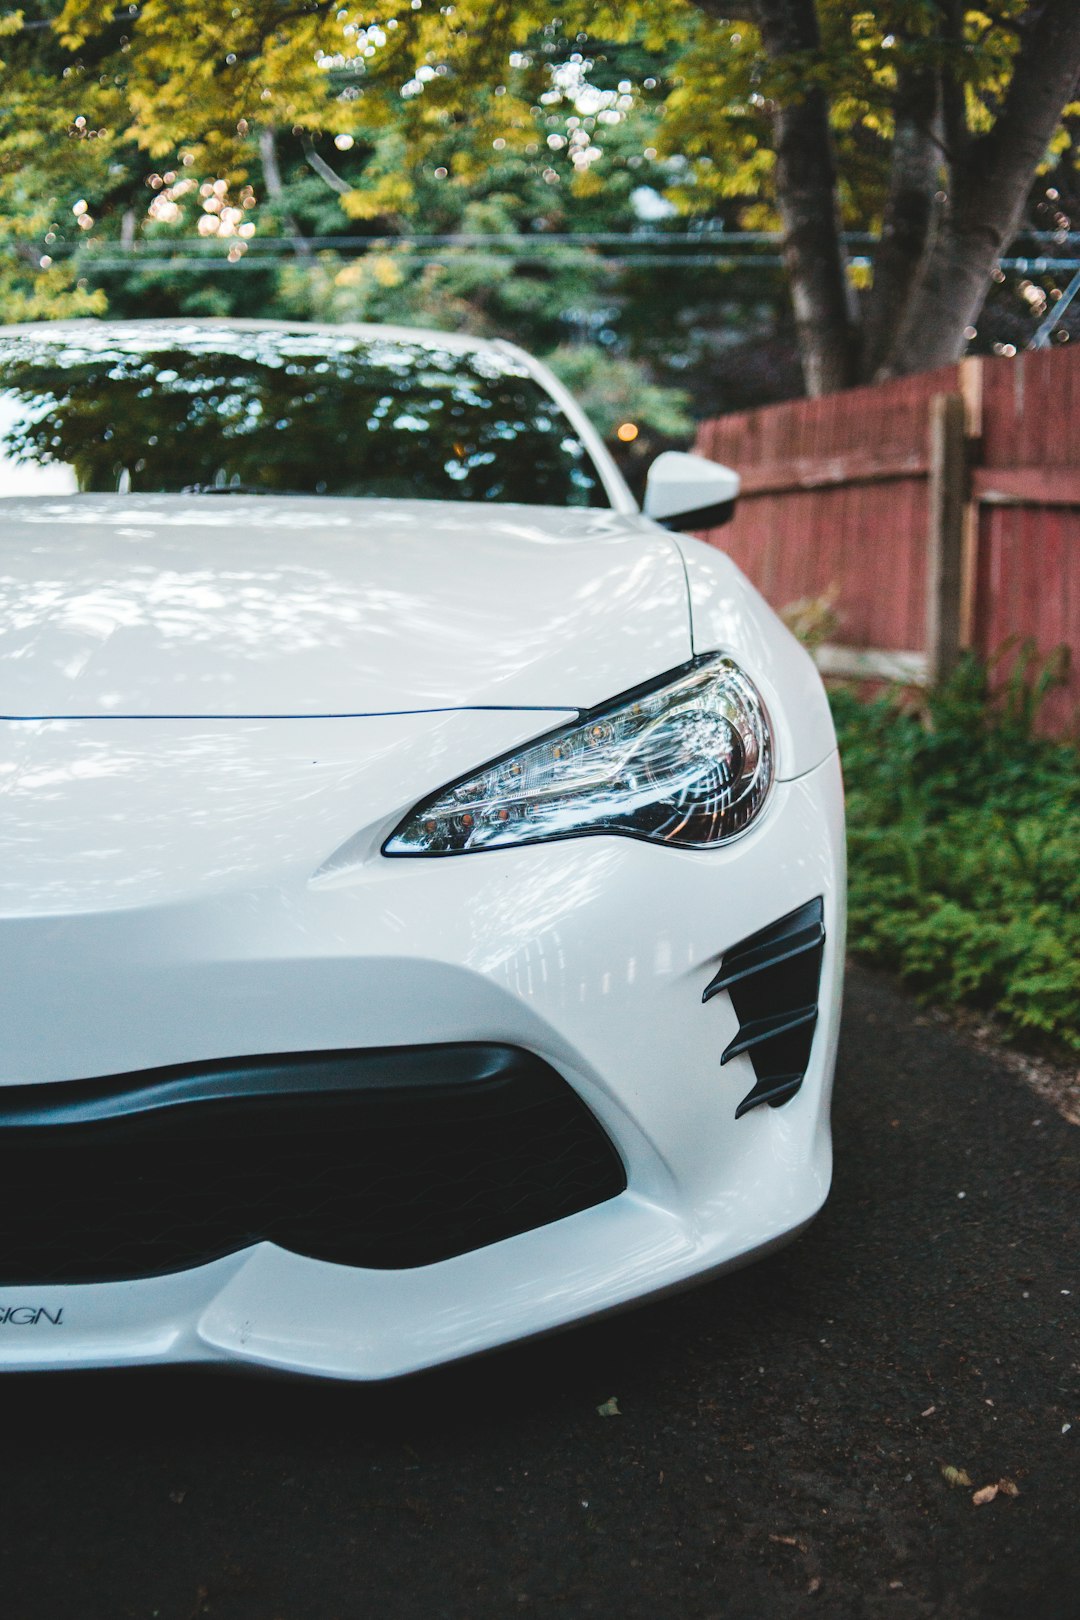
[926,392,968,686]
[957,359,984,649]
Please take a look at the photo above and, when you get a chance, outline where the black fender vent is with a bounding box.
[703,898,825,1119]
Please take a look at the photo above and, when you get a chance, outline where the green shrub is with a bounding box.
[830,646,1080,1053]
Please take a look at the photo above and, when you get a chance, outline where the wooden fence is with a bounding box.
[693,350,1080,736]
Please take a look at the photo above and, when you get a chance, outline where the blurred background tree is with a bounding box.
[2,0,1079,443]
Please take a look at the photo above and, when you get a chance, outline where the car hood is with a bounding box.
[0,495,690,718]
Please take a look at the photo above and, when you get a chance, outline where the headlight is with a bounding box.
[384,654,773,856]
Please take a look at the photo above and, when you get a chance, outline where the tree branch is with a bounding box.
[962,0,1080,228]
[861,40,942,378]
[896,0,1080,373]
[938,0,969,172]
[304,145,352,195]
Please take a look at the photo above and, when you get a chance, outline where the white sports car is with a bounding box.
[0,320,844,1378]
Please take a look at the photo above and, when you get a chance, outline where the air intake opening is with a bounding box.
[0,1045,626,1283]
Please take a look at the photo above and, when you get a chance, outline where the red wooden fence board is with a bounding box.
[974,468,1080,506]
[694,352,1080,736]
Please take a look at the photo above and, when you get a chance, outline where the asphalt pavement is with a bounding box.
[2,966,1077,1620]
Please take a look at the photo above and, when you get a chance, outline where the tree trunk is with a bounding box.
[686,0,1080,390]
[693,0,857,394]
[861,62,942,380]
[754,0,858,393]
[771,88,858,393]
[259,127,312,258]
[890,0,1080,375]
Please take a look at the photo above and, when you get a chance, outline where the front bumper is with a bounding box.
[0,750,845,1379]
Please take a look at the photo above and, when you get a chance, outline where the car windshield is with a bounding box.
[0,324,610,507]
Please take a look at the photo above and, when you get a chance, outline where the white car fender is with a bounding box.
[674,534,838,781]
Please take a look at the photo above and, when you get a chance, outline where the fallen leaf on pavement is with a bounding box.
[972,1484,999,1505]
[941,1465,973,1488]
[596,1396,620,1418]
[997,1478,1020,1497]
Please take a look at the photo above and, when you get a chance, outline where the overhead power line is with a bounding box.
[56,252,796,271]
[29,243,1080,275]
[17,227,1080,262]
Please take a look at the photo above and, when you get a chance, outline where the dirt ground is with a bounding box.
[2,966,1077,1620]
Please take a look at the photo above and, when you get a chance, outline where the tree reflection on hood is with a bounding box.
[0,324,608,507]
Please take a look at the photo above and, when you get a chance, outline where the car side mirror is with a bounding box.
[643,451,740,532]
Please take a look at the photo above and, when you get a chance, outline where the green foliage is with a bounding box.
[0,243,106,321]
[543,344,692,439]
[15,0,1067,236]
[86,147,702,439]
[0,201,106,319]
[1,2,1078,388]
[831,647,1080,1053]
[5,5,1075,314]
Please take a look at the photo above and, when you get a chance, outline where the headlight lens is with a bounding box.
[384,654,773,856]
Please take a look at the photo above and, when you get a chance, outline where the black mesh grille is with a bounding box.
[0,1046,626,1283]
[703,898,826,1118]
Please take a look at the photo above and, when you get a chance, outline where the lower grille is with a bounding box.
[703,897,826,1118]
[0,1046,625,1283]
